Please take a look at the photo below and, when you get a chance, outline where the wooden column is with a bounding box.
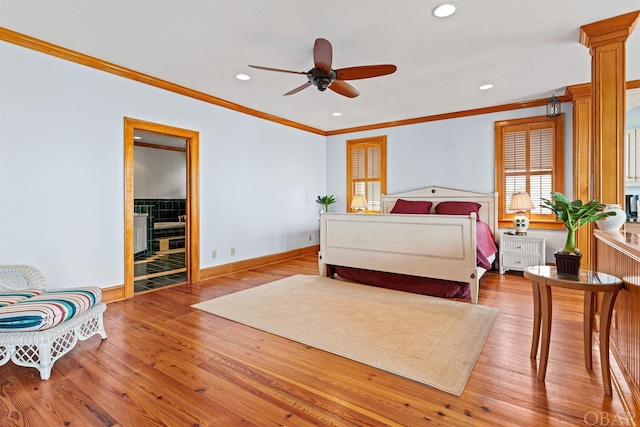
[566,83,594,270]
[580,11,639,205]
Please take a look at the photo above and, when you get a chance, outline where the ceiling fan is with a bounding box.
[248,38,397,98]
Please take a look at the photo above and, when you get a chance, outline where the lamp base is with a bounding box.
[513,212,529,235]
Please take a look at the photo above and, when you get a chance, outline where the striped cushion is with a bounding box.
[0,287,101,331]
[0,290,44,307]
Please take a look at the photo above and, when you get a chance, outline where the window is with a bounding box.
[495,115,564,229]
[347,136,387,213]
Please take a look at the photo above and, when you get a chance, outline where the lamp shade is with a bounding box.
[509,192,534,211]
[509,192,534,235]
[350,194,368,211]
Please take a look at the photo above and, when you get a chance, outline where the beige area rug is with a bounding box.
[192,274,498,396]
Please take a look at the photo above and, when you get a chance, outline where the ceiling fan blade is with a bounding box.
[284,82,312,96]
[248,65,308,75]
[313,38,333,73]
[336,64,397,80]
[329,80,360,98]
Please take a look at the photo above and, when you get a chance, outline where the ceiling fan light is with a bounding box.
[433,3,457,18]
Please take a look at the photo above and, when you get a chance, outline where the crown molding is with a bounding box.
[0,27,326,136]
[580,10,640,48]
[325,96,570,136]
[2,26,635,137]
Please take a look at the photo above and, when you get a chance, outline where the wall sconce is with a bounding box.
[350,194,368,213]
[509,192,534,235]
[546,91,561,117]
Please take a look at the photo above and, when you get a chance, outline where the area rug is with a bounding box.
[192,274,498,396]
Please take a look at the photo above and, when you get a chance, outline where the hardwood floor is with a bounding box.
[1,254,636,426]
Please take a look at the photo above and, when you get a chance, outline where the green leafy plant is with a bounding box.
[316,195,336,212]
[541,192,615,254]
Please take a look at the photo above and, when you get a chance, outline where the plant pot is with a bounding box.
[554,251,582,276]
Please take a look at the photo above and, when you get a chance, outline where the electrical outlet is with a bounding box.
[212,250,217,259]
[231,247,236,255]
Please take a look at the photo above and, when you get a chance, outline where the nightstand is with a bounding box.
[499,233,546,274]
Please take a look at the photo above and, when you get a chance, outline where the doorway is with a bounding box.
[124,118,200,298]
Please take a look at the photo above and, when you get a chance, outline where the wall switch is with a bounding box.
[231,247,236,255]
[309,234,313,241]
[212,250,217,259]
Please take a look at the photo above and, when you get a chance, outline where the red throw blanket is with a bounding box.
[476,221,498,270]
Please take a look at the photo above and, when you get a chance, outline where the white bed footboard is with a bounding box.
[319,212,482,303]
[318,186,498,304]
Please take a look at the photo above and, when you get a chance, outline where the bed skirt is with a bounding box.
[327,265,471,299]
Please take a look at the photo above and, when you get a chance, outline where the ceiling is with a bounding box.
[1,1,639,132]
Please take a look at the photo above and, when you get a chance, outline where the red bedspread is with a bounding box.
[476,221,498,270]
[328,221,498,300]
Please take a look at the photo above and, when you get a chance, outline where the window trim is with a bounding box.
[494,114,565,230]
[346,135,387,213]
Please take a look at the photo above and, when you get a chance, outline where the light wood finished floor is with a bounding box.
[1,254,636,426]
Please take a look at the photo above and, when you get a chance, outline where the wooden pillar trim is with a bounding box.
[570,91,594,270]
[580,11,640,49]
[580,11,639,206]
[567,80,640,99]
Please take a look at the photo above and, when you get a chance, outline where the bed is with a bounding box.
[318,186,499,304]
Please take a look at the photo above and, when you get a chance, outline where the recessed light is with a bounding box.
[236,74,251,81]
[332,112,342,117]
[433,3,457,18]
[479,84,493,90]
[133,136,141,140]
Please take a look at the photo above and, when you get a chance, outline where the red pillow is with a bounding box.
[435,201,482,219]
[390,199,433,214]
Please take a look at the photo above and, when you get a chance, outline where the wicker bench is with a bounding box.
[0,265,107,380]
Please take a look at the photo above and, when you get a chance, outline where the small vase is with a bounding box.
[595,204,626,231]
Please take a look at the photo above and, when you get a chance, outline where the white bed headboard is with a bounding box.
[381,186,498,238]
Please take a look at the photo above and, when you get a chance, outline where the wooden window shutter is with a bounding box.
[495,115,564,229]
[347,136,387,212]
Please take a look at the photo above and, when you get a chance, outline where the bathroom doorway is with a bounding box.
[124,118,200,298]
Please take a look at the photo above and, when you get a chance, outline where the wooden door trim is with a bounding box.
[124,117,200,298]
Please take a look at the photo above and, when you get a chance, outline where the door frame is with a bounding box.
[124,117,200,298]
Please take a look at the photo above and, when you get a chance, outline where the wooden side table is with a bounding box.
[523,266,623,395]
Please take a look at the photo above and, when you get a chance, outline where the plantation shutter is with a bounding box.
[528,126,554,215]
[503,128,527,213]
[347,136,387,212]
[495,115,564,229]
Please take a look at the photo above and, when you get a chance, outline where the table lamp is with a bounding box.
[350,194,368,213]
[509,192,534,235]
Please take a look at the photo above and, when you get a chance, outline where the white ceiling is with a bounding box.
[1,0,639,132]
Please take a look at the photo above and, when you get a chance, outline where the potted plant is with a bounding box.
[316,195,336,213]
[541,192,615,275]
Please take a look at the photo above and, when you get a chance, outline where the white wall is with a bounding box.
[0,42,325,289]
[134,146,186,199]
[325,104,574,261]
[0,39,586,287]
